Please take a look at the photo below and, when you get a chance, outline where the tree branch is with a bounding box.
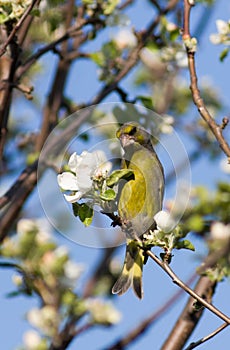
[0,0,180,240]
[185,322,228,350]
[183,0,230,160]
[148,240,230,349]
[15,16,104,78]
[0,161,38,242]
[105,274,196,350]
[92,0,179,104]
[0,0,40,57]
[146,250,230,325]
[161,275,216,350]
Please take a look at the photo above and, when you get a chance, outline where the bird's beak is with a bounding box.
[119,134,133,148]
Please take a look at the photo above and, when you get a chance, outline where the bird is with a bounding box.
[112,122,164,299]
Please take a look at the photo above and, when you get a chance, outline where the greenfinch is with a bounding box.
[112,122,164,299]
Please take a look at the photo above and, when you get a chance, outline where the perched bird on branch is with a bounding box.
[112,122,164,299]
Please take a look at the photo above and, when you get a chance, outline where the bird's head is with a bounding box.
[116,122,151,149]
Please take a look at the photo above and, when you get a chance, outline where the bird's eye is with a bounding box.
[129,126,137,136]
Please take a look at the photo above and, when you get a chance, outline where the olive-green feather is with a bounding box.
[112,240,144,299]
[112,122,164,299]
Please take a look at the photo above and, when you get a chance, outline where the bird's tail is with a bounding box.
[112,240,144,299]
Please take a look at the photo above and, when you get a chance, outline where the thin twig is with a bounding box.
[185,322,229,350]
[146,250,230,325]
[197,238,230,275]
[92,0,179,104]
[15,17,102,78]
[0,0,180,239]
[34,0,76,152]
[161,238,230,350]
[183,0,230,159]
[0,0,39,57]
[49,322,93,350]
[161,276,216,350]
[105,273,197,350]
[118,0,135,10]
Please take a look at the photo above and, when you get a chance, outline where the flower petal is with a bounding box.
[68,152,81,173]
[154,210,176,232]
[211,222,230,240]
[64,192,83,203]
[94,150,112,177]
[76,173,93,191]
[216,19,229,35]
[210,33,221,45]
[57,172,79,191]
[80,151,98,174]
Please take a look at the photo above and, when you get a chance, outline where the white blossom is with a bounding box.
[175,51,188,68]
[23,330,42,350]
[27,306,60,336]
[113,29,137,49]
[64,261,84,280]
[93,150,112,178]
[40,246,68,274]
[17,219,38,236]
[17,218,51,243]
[139,47,164,69]
[27,308,43,329]
[57,150,112,203]
[85,299,121,325]
[12,274,23,287]
[154,210,176,233]
[216,19,229,35]
[166,21,177,32]
[220,158,230,174]
[62,261,85,288]
[160,115,174,134]
[210,19,230,45]
[54,245,69,258]
[210,222,230,240]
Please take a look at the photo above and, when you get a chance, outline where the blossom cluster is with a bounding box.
[57,150,112,203]
[0,0,32,23]
[210,19,230,46]
[0,218,121,350]
[57,149,135,226]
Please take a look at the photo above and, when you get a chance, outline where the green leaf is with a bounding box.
[169,28,180,41]
[100,189,116,201]
[90,52,105,67]
[175,240,195,251]
[220,47,229,62]
[106,169,134,187]
[0,13,9,24]
[72,202,80,217]
[186,214,204,232]
[31,8,40,17]
[103,0,120,15]
[102,41,120,60]
[72,203,94,226]
[82,0,94,4]
[6,290,24,298]
[137,95,154,110]
[79,204,94,227]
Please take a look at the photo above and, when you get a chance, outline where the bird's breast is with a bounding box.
[118,148,164,235]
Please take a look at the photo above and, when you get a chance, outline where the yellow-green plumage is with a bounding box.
[112,122,164,299]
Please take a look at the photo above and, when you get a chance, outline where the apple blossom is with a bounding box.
[210,222,230,240]
[57,150,112,203]
[210,19,230,45]
[154,210,176,233]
